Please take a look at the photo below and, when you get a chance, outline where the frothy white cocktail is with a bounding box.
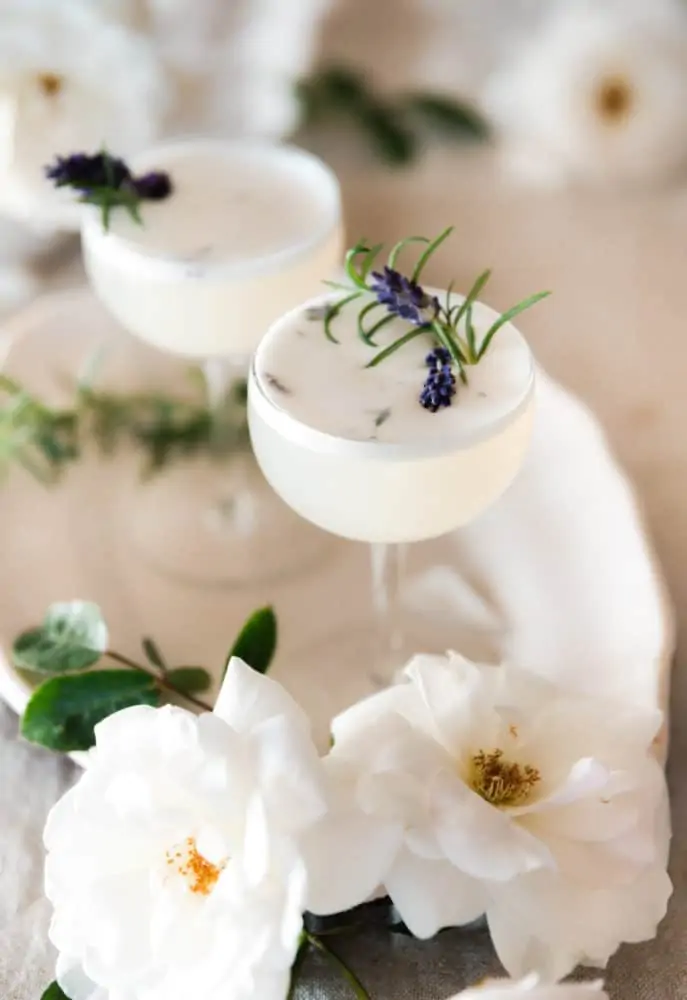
[81,139,343,359]
[248,289,536,544]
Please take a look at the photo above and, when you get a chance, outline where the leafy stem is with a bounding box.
[305,933,371,1000]
[298,64,489,166]
[410,225,453,284]
[105,649,213,713]
[0,368,250,485]
[364,326,428,368]
[15,602,278,753]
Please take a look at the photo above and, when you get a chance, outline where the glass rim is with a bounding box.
[80,137,343,284]
[248,292,537,464]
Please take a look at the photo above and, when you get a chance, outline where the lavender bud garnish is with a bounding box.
[420,347,457,412]
[370,266,440,327]
[321,227,550,414]
[45,152,132,191]
[44,149,173,230]
[133,171,173,201]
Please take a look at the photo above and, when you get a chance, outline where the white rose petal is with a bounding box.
[146,0,332,138]
[485,865,673,981]
[453,973,607,1000]
[45,659,327,1000]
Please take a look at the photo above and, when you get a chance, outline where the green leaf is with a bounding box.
[142,636,167,671]
[448,269,492,331]
[226,606,277,676]
[364,312,397,342]
[319,67,369,109]
[13,601,108,674]
[344,242,373,289]
[411,226,454,284]
[306,66,369,114]
[409,93,490,141]
[365,327,428,368]
[21,670,159,752]
[359,104,417,165]
[477,290,551,361]
[359,243,384,281]
[465,305,477,363]
[41,983,70,1000]
[306,935,371,999]
[324,292,362,343]
[387,235,428,271]
[432,322,467,369]
[166,667,212,694]
[357,300,384,344]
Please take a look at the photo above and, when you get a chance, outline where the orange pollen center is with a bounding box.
[37,72,64,97]
[596,76,634,122]
[165,837,226,896]
[471,748,540,807]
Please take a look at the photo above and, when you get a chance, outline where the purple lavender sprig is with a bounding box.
[322,227,550,413]
[45,150,173,230]
[45,152,132,191]
[369,266,440,327]
[420,346,456,412]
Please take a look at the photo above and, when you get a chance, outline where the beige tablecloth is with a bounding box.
[3,146,687,998]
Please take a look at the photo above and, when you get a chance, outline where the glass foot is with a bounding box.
[121,454,337,588]
[279,622,453,749]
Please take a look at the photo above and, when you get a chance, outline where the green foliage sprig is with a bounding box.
[325,227,550,386]
[14,600,277,752]
[0,372,249,484]
[298,65,489,165]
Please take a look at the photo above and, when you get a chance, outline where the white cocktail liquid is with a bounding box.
[249,289,536,544]
[81,139,343,359]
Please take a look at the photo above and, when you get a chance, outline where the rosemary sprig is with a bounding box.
[298,65,489,166]
[0,373,249,485]
[321,229,550,412]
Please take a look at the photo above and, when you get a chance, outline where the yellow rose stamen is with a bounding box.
[595,75,635,123]
[165,837,226,896]
[37,72,64,97]
[471,748,540,807]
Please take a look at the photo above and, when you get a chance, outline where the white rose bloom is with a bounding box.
[44,658,327,1000]
[0,0,168,229]
[146,0,332,138]
[453,974,607,1000]
[483,0,687,186]
[303,654,671,978]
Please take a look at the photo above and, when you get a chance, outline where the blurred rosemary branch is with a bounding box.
[298,64,490,165]
[0,372,249,485]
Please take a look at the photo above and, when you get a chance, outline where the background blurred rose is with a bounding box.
[483,0,687,187]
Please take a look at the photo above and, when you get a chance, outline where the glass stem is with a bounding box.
[203,357,238,418]
[201,357,256,537]
[369,542,407,687]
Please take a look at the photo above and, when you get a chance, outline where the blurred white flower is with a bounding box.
[453,974,607,1000]
[0,0,168,230]
[483,0,687,186]
[303,653,671,978]
[211,0,333,138]
[44,658,327,1000]
[146,0,333,138]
